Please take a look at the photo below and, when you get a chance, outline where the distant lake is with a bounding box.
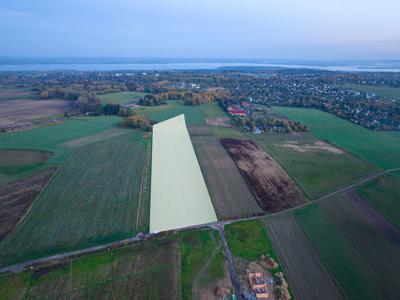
[0,58,399,72]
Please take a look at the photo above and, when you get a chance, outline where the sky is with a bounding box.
[0,0,399,60]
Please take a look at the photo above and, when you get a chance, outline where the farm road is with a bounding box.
[1,168,399,278]
[210,222,243,300]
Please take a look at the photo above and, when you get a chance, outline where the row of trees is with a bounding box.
[119,115,152,131]
[139,88,230,106]
[235,115,307,133]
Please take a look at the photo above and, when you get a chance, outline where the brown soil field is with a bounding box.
[191,134,263,219]
[0,167,56,240]
[0,149,51,165]
[220,139,304,212]
[62,128,131,148]
[205,117,233,128]
[321,191,400,297]
[264,215,344,300]
[0,100,76,129]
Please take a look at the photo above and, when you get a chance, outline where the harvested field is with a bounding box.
[0,86,38,101]
[295,204,391,300]
[187,124,214,136]
[191,134,263,219]
[62,127,131,148]
[252,133,378,199]
[321,191,400,297]
[265,215,343,300]
[220,139,304,212]
[150,115,217,233]
[0,132,151,267]
[205,117,232,128]
[0,100,76,129]
[0,238,180,299]
[0,149,50,165]
[0,168,56,241]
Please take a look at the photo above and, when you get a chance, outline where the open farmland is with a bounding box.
[190,129,263,219]
[150,115,217,232]
[252,132,378,198]
[0,86,38,101]
[0,116,120,183]
[0,168,56,241]
[265,215,344,300]
[220,139,304,212]
[98,91,147,105]
[179,229,230,300]
[321,191,400,297]
[0,237,180,300]
[295,204,391,300]
[135,101,206,125]
[275,107,400,169]
[344,83,400,100]
[0,132,151,267]
[357,171,400,228]
[0,100,76,130]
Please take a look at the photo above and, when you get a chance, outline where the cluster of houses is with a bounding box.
[221,99,252,117]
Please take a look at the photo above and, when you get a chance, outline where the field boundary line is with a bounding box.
[135,140,151,230]
[287,213,348,299]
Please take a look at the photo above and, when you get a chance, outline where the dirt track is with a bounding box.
[0,168,56,240]
[220,138,304,212]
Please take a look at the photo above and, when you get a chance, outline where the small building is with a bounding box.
[229,109,246,117]
[248,272,270,299]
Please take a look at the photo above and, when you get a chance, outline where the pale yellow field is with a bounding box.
[150,115,217,232]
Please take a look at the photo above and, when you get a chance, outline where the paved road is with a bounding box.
[1,168,399,276]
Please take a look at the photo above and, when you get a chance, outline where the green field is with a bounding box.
[0,132,151,267]
[225,220,279,266]
[275,107,400,169]
[344,83,400,100]
[0,237,180,299]
[0,117,119,184]
[179,229,225,300]
[210,126,246,140]
[135,101,206,125]
[252,133,378,198]
[98,91,147,105]
[295,204,390,300]
[357,171,400,228]
[200,101,228,119]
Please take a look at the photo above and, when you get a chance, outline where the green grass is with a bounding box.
[344,83,400,100]
[200,102,228,119]
[210,125,246,140]
[0,132,151,267]
[0,117,119,184]
[357,171,400,228]
[275,107,400,169]
[225,220,279,264]
[135,101,206,125]
[0,237,179,299]
[295,204,389,300]
[179,229,225,299]
[98,91,147,105]
[252,133,378,198]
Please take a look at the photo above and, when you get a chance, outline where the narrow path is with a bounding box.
[210,223,243,300]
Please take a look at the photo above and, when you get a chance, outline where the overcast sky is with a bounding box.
[0,0,399,59]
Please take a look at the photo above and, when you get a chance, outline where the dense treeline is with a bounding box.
[119,115,152,131]
[139,89,230,106]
